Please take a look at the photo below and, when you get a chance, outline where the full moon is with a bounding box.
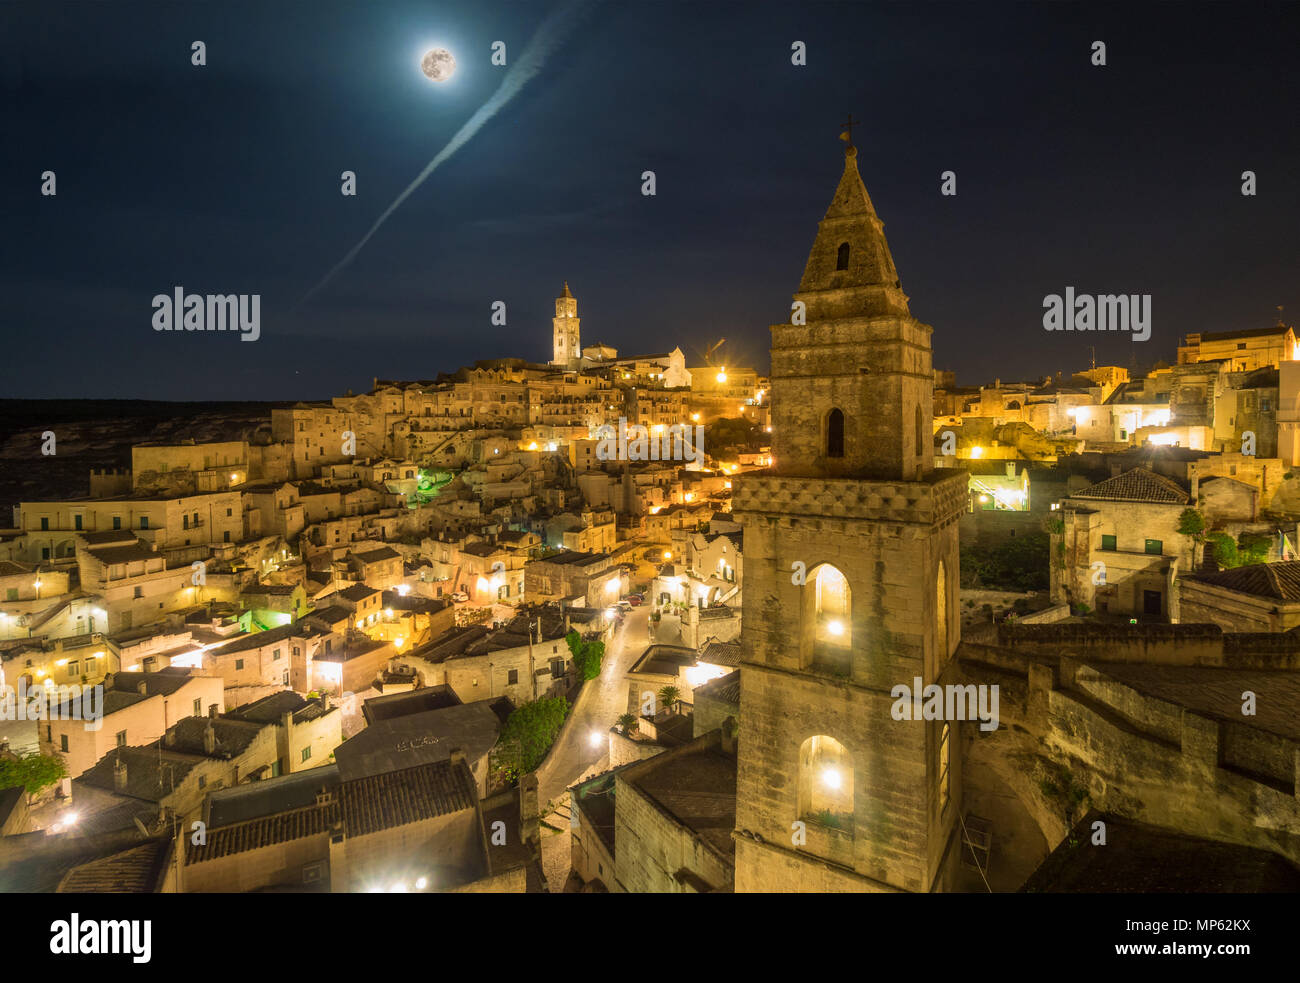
[421,48,456,82]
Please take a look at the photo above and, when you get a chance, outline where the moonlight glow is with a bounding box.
[421,47,456,82]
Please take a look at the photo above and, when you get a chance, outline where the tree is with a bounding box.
[565,630,605,681]
[658,685,681,714]
[1177,508,1207,568]
[493,696,569,782]
[0,753,67,798]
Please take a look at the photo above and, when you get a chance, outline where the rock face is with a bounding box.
[732,144,964,893]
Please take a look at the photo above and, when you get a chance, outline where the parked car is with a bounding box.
[450,591,469,603]
[626,595,642,606]
[617,600,633,612]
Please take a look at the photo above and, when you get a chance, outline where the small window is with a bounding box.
[826,408,845,459]
[198,775,206,789]
[272,648,282,661]
[193,698,202,716]
[835,242,850,271]
[938,723,951,813]
[133,586,143,599]
[508,669,519,685]
[40,517,49,531]
[1145,539,1163,555]
[1100,535,1116,551]
[60,734,69,752]
[112,516,122,530]
[550,658,564,679]
[116,730,127,747]
[235,658,245,670]
[74,514,82,530]
[140,517,149,529]
[301,746,312,763]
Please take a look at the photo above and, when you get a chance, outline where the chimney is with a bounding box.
[282,710,294,753]
[519,773,540,846]
[203,722,216,755]
[164,727,176,748]
[113,757,128,791]
[720,716,738,756]
[208,703,218,719]
[449,747,466,768]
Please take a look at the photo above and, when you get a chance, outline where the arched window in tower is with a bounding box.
[915,404,924,457]
[826,408,845,459]
[808,563,852,674]
[798,735,854,830]
[936,559,948,660]
[836,242,850,271]
[938,723,951,813]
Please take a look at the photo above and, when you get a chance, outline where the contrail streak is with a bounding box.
[299,0,595,306]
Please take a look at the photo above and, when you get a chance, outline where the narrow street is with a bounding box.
[535,604,652,890]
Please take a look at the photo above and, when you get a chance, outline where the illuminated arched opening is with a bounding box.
[799,735,854,831]
[808,563,852,674]
[836,242,850,271]
[826,408,845,459]
[936,559,948,660]
[938,723,951,814]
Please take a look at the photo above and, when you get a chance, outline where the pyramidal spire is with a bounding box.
[561,280,574,299]
[823,145,882,222]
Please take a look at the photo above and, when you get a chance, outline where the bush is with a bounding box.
[493,696,569,781]
[960,532,1050,592]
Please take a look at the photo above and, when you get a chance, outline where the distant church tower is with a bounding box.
[731,138,967,892]
[552,281,581,369]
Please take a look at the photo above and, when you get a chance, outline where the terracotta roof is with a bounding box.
[187,801,340,863]
[1073,467,1188,504]
[1191,560,1300,601]
[56,840,172,892]
[695,669,740,705]
[340,758,477,837]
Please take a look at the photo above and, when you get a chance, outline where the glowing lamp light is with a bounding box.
[827,620,844,637]
[589,731,603,748]
[415,877,428,890]
[664,551,672,560]
[979,494,990,503]
[684,492,695,502]
[821,767,842,790]
[691,413,700,422]
[604,580,620,595]
[396,584,410,596]
[970,446,984,459]
[528,442,538,450]
[394,638,405,649]
[716,369,727,384]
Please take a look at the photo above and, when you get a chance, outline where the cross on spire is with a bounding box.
[840,114,862,148]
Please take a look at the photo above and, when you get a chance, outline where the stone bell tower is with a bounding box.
[731,137,967,892]
[552,281,581,369]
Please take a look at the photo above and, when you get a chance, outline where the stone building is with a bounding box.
[1051,467,1191,619]
[731,140,966,892]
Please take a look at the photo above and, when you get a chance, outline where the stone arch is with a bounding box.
[836,241,850,271]
[798,734,854,830]
[54,538,77,558]
[826,408,845,459]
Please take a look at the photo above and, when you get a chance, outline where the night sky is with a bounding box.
[3,1,1297,401]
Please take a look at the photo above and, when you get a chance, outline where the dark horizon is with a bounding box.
[3,1,1297,401]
